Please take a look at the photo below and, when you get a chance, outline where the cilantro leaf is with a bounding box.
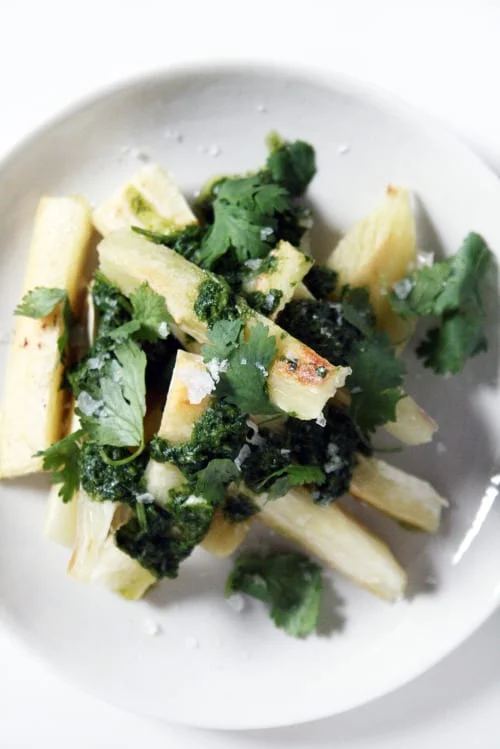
[226,552,323,637]
[194,458,240,505]
[347,337,406,434]
[15,287,73,362]
[217,322,280,415]
[108,319,142,340]
[390,233,491,319]
[198,176,290,268]
[77,340,146,450]
[416,311,488,374]
[110,283,172,343]
[201,319,243,361]
[36,430,83,503]
[389,233,492,374]
[266,137,316,197]
[15,287,67,318]
[262,464,326,501]
[340,286,378,338]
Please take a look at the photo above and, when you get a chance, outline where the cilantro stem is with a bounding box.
[135,500,147,530]
[257,466,287,491]
[100,442,145,467]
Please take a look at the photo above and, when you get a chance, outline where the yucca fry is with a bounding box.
[0,197,93,478]
[44,411,81,548]
[326,186,416,344]
[385,395,437,445]
[253,487,407,602]
[93,163,196,237]
[334,388,437,446]
[350,455,447,533]
[293,282,315,300]
[68,491,156,600]
[201,507,253,559]
[242,241,313,319]
[98,229,349,420]
[147,350,253,558]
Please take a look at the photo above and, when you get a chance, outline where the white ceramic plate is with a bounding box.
[0,64,499,731]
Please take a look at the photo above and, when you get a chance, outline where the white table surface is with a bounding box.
[2,1,500,746]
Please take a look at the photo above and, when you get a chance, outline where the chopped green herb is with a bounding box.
[286,409,368,503]
[194,275,239,325]
[149,401,248,476]
[303,266,338,300]
[79,442,149,504]
[222,493,260,523]
[116,492,214,579]
[246,289,283,315]
[132,224,205,262]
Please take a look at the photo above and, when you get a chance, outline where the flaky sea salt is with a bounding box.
[206,358,229,384]
[417,250,435,269]
[244,258,263,271]
[324,442,343,474]
[142,619,161,637]
[246,419,266,446]
[182,367,215,404]
[77,391,103,416]
[392,278,414,300]
[316,412,327,428]
[136,492,155,504]
[234,444,252,470]
[158,321,169,339]
[164,129,183,143]
[227,594,245,613]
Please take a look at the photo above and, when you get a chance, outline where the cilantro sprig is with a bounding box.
[257,464,326,501]
[76,339,147,464]
[36,430,83,502]
[389,232,492,374]
[202,319,280,415]
[198,176,291,268]
[194,458,241,504]
[109,282,172,343]
[226,552,323,637]
[341,287,406,434]
[196,135,316,270]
